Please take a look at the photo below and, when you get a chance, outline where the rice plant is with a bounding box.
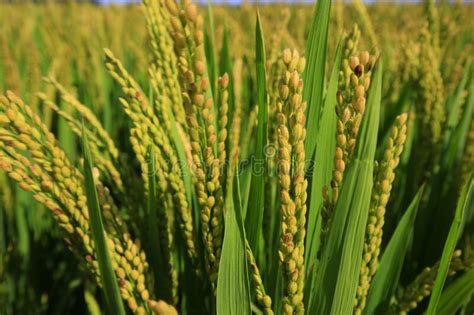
[0,0,473,314]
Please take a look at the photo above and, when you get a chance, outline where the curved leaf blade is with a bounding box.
[436,268,474,315]
[426,175,473,315]
[304,40,343,306]
[364,186,425,314]
[82,127,126,315]
[245,10,267,253]
[309,60,382,315]
[303,0,332,160]
[217,173,251,315]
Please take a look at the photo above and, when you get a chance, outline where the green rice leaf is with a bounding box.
[303,0,332,160]
[304,39,343,297]
[217,171,251,315]
[309,60,382,315]
[435,268,474,315]
[219,23,232,79]
[364,186,425,315]
[220,23,235,155]
[426,175,473,315]
[245,10,267,253]
[310,159,373,315]
[353,60,382,160]
[82,127,126,315]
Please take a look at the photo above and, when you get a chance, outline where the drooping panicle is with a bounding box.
[277,48,307,315]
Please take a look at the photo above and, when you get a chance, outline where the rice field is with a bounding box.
[0,0,473,314]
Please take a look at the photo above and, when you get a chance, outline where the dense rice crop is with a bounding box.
[0,0,473,314]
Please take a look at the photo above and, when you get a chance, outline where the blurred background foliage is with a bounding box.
[0,1,473,314]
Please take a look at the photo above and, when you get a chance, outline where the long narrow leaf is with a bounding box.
[330,60,383,315]
[353,60,382,160]
[364,186,425,315]
[303,0,332,160]
[426,175,473,315]
[245,11,267,253]
[309,61,382,315]
[220,23,235,153]
[217,172,251,315]
[435,268,474,315]
[82,128,126,315]
[329,160,373,315]
[304,40,343,306]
